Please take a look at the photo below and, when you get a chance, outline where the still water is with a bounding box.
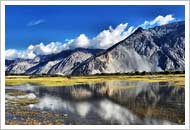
[6,81,185,125]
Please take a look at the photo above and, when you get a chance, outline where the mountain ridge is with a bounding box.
[6,48,104,75]
[72,21,185,75]
[6,21,185,75]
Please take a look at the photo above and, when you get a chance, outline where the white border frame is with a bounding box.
[1,1,189,129]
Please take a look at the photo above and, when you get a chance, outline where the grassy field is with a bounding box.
[5,74,185,87]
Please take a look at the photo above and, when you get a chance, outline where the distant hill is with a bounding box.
[6,48,104,75]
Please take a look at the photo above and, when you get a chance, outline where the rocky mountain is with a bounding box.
[6,48,104,75]
[72,21,185,75]
[6,21,185,75]
[6,58,38,74]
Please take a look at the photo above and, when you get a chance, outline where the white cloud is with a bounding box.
[5,49,35,60]
[29,42,62,55]
[90,23,134,49]
[68,34,90,48]
[6,14,176,60]
[140,14,175,29]
[5,23,134,60]
[5,49,19,60]
[6,42,65,60]
[151,15,175,25]
[27,19,45,27]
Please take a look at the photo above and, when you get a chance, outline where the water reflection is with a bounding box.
[6,80,184,125]
[28,95,176,125]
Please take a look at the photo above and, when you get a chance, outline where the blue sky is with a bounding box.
[5,5,185,60]
[6,5,184,50]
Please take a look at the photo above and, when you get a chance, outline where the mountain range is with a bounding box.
[6,21,185,75]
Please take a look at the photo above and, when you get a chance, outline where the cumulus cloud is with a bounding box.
[90,23,134,49]
[68,34,90,49]
[27,19,45,27]
[6,23,135,60]
[6,42,65,60]
[5,49,19,60]
[28,42,64,55]
[6,14,176,60]
[140,14,175,29]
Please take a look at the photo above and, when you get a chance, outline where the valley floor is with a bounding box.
[5,74,185,87]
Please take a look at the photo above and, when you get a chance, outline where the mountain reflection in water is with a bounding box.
[6,80,184,125]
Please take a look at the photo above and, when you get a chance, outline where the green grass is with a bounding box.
[5,74,184,87]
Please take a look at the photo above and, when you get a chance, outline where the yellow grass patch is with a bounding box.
[5,74,184,87]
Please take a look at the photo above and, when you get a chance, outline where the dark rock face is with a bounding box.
[72,21,185,75]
